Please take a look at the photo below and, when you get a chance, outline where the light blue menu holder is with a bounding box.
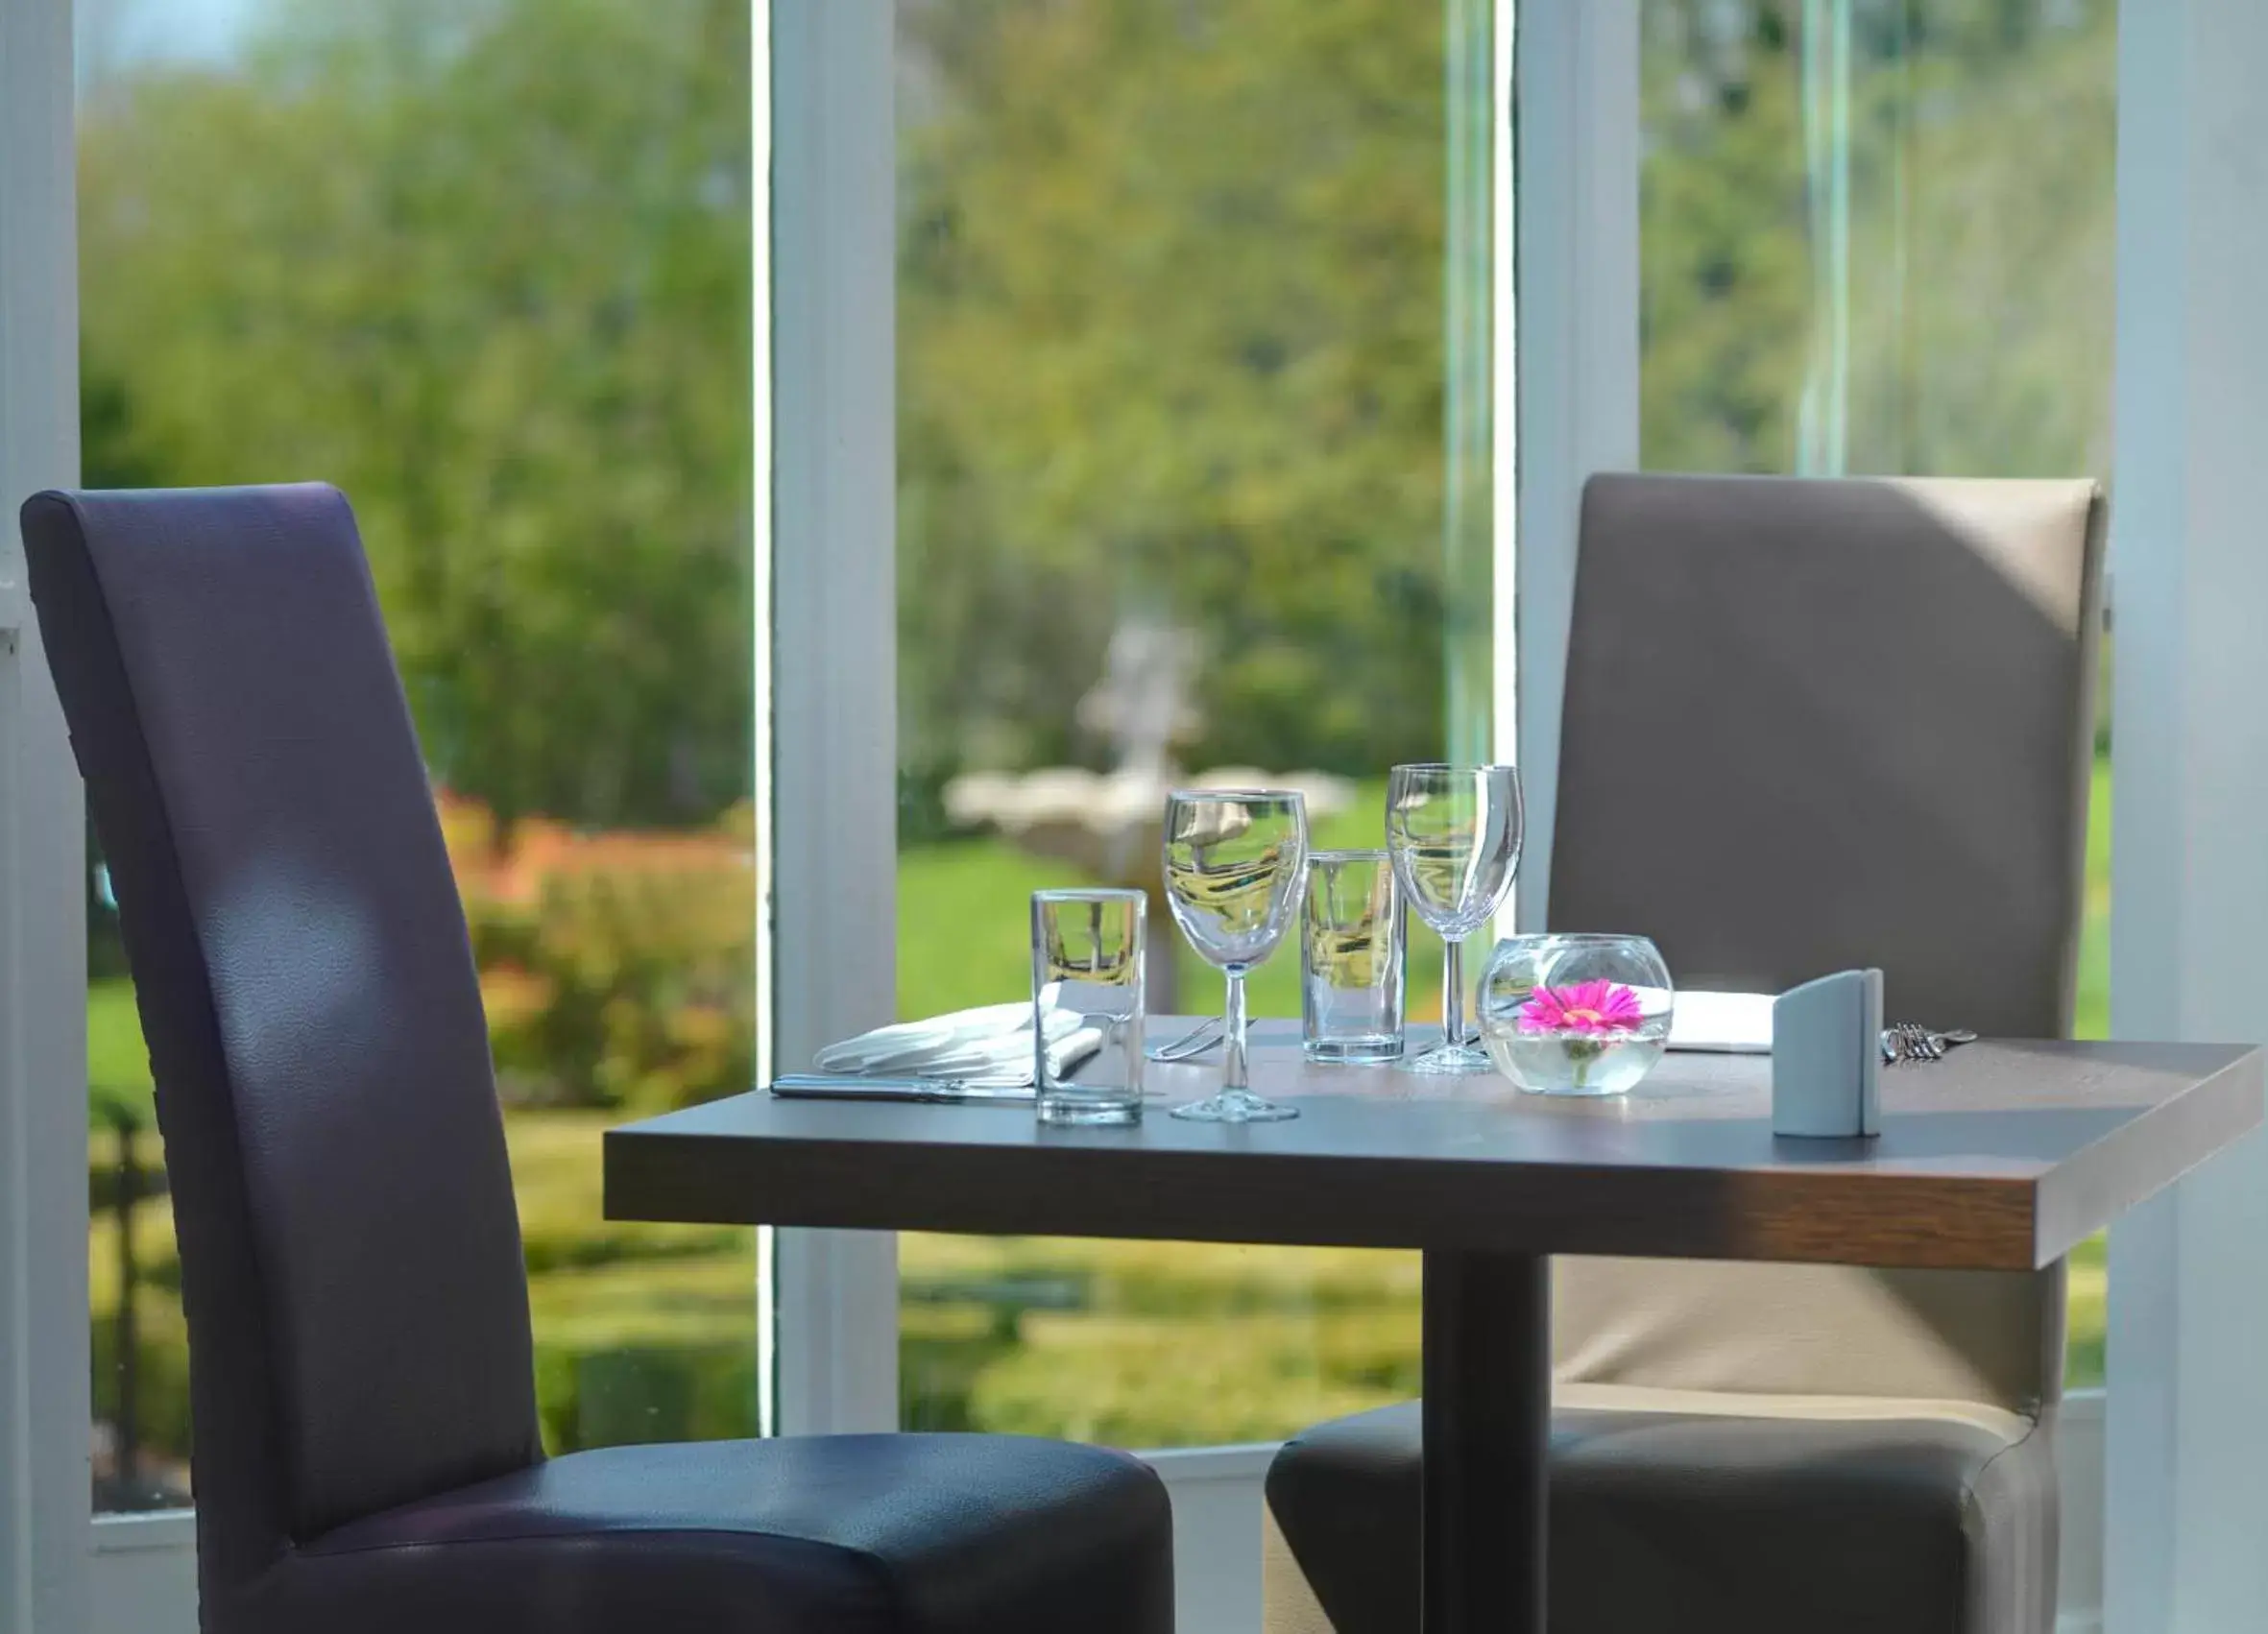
[1771,969,1883,1139]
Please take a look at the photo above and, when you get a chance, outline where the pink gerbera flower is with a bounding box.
[1518,978,1643,1036]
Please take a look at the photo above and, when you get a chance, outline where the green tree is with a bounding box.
[897,0,1449,781]
[79,0,754,829]
[77,0,2112,818]
[1638,0,2113,477]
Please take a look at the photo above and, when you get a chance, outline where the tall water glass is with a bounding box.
[1031,888,1146,1125]
[1386,763,1523,1073]
[1301,849,1405,1063]
[1162,788,1309,1121]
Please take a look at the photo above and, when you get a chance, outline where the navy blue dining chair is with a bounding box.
[22,483,1174,1634]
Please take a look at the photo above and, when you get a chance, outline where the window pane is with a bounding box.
[80,0,760,1512]
[895,0,1478,1446]
[1638,0,2114,1381]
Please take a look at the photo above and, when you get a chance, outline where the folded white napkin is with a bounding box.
[1666,990,1774,1054]
[815,993,1099,1088]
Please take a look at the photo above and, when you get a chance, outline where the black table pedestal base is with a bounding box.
[1421,1249,1549,1634]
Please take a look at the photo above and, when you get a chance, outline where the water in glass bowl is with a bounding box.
[1482,1021,1669,1097]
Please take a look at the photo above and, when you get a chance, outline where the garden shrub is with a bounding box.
[443,792,758,1114]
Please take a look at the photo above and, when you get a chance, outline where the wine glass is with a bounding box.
[1161,788,1309,1121]
[1386,763,1524,1073]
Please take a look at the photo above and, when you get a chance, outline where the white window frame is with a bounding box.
[2101,3,2268,1629]
[1504,0,1638,914]
[762,0,901,1440]
[2,0,93,1629]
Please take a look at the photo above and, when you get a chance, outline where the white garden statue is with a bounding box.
[946,615,1352,1009]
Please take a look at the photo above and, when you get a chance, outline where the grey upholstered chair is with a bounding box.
[1264,473,2106,1634]
[23,484,1174,1634]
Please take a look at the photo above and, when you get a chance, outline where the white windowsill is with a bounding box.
[92,1511,194,1554]
[1138,1442,1279,1480]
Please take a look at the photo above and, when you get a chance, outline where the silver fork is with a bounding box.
[1879,1024,1925,1064]
[1146,1015,1225,1063]
[1895,1021,1944,1062]
[1879,1024,1974,1064]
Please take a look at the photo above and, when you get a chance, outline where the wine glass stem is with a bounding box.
[1223,968,1250,1092]
[1442,936,1467,1046]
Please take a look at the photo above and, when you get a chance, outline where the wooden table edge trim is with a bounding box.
[604,1117,2046,1270]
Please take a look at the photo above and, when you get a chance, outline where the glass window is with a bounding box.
[1638,0,2115,1381]
[893,0,1492,1446]
[79,0,760,1511]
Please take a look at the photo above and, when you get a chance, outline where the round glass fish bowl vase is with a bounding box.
[1479,934,1674,1096]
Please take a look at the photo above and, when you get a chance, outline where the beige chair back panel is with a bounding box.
[1552,473,2103,1038]
[1553,1259,2066,1413]
[1549,473,2104,1414]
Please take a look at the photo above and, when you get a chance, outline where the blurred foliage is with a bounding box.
[442,792,757,1113]
[89,792,760,1123]
[74,0,2112,805]
[897,0,1450,780]
[78,0,755,830]
[900,1235,1426,1442]
[1640,0,2113,475]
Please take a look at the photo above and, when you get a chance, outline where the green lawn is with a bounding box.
[894,778,1449,1024]
[86,976,157,1128]
[2075,757,2112,1042]
[89,761,2117,1463]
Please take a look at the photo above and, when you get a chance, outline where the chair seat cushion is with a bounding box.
[229,1433,1172,1634]
[1265,1396,2057,1634]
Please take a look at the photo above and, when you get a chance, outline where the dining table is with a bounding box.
[604,1016,2264,1634]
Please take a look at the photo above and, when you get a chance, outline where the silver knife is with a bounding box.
[771,1072,1035,1104]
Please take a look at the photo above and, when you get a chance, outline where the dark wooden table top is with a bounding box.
[605,1018,2262,1271]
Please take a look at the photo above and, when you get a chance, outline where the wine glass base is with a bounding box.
[1402,1040,1497,1075]
[1170,1092,1300,1123]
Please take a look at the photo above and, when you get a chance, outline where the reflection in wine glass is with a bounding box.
[1386,762,1523,1073]
[1162,788,1308,1121]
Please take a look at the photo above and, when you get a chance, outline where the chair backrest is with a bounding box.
[22,487,541,1589]
[1548,472,2105,1412]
